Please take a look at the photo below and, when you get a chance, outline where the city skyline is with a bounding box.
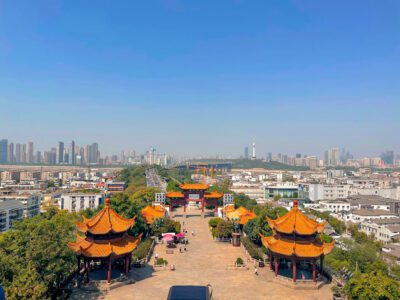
[1,1,399,156]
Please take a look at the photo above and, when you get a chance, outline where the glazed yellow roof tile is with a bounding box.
[68,233,142,258]
[260,234,335,258]
[266,201,326,235]
[76,199,135,235]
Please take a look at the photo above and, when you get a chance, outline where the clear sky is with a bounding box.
[0,0,399,158]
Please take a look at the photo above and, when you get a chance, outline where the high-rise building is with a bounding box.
[244,146,249,159]
[69,140,76,165]
[36,151,42,164]
[21,144,27,163]
[0,139,8,163]
[91,142,99,164]
[84,145,91,164]
[266,152,272,162]
[251,138,256,160]
[56,142,64,164]
[27,141,34,163]
[381,151,394,165]
[15,144,21,163]
[324,148,340,166]
[7,142,14,163]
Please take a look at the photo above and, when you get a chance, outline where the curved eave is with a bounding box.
[260,234,335,258]
[68,233,143,258]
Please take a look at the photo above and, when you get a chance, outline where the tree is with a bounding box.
[345,272,400,300]
[0,209,77,299]
[213,220,233,238]
[208,217,222,229]
[166,181,180,192]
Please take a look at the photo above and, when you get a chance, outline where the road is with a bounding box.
[146,168,167,192]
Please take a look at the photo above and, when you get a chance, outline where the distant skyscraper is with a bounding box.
[69,140,76,165]
[0,139,8,163]
[7,142,14,163]
[15,144,21,163]
[381,151,394,165]
[27,141,34,163]
[56,142,64,164]
[251,138,256,160]
[91,142,99,163]
[266,152,272,162]
[21,144,27,163]
[244,146,249,159]
[324,148,340,166]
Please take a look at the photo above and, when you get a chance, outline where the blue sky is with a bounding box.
[0,0,399,157]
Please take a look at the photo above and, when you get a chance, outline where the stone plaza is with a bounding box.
[87,207,333,300]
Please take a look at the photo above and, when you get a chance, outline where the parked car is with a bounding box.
[167,285,212,300]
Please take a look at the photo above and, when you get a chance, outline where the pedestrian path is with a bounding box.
[105,208,332,300]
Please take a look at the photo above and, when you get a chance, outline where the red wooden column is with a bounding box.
[312,260,316,282]
[107,257,112,283]
[125,254,129,276]
[201,198,205,213]
[214,201,218,215]
[274,256,278,277]
[292,257,296,282]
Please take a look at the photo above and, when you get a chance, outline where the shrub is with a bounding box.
[213,219,233,238]
[156,258,168,265]
[241,236,264,260]
[236,257,244,265]
[132,239,153,260]
[209,217,222,229]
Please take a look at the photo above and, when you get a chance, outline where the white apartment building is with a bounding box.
[348,209,397,223]
[360,218,400,243]
[231,182,264,200]
[319,200,351,213]
[307,183,350,201]
[0,194,40,218]
[55,193,103,212]
[0,200,24,232]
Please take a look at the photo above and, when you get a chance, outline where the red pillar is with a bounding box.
[107,257,112,283]
[312,260,316,282]
[183,201,186,213]
[201,199,205,213]
[274,257,278,277]
[292,258,296,282]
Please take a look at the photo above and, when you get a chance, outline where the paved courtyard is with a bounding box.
[83,207,332,300]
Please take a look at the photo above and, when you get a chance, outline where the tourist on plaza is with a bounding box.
[184,246,187,252]
[179,247,182,253]
[254,267,258,275]
[155,253,158,261]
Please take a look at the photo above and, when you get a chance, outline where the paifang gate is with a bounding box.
[166,183,223,215]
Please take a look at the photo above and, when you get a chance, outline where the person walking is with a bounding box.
[254,267,258,276]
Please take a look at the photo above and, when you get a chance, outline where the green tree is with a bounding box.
[209,217,222,229]
[213,219,233,238]
[345,272,400,300]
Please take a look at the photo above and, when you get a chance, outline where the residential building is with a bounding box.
[0,200,24,232]
[7,142,14,163]
[55,193,104,212]
[0,139,8,163]
[307,183,350,201]
[0,194,40,218]
[360,218,400,243]
[57,141,64,164]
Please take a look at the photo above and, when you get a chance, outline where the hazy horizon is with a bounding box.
[0,1,399,157]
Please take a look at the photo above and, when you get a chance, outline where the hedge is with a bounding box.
[241,236,264,261]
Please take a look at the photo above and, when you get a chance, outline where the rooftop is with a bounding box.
[0,199,23,210]
[352,209,396,216]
